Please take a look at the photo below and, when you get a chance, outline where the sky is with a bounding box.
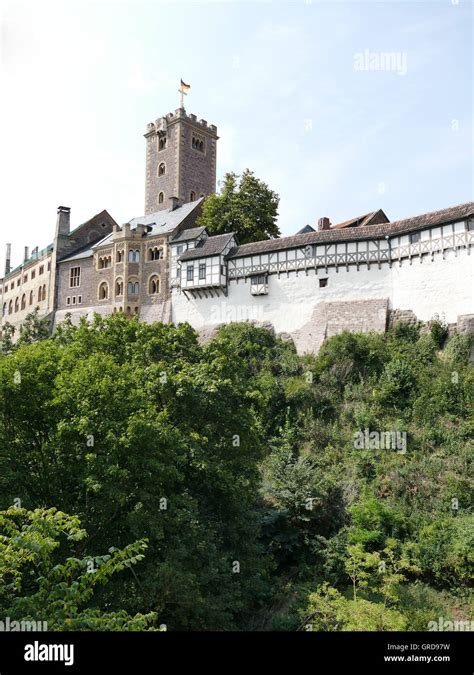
[0,0,472,270]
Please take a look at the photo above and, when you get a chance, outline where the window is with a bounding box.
[70,267,81,288]
[23,274,28,283]
[410,232,421,244]
[187,265,194,281]
[177,245,184,255]
[149,275,160,294]
[98,282,109,299]
[117,250,123,262]
[2,303,6,317]
[127,281,139,296]
[158,192,164,204]
[17,279,20,287]
[192,136,204,152]
[251,275,267,285]
[319,278,328,288]
[14,297,19,312]
[115,279,124,296]
[31,270,36,280]
[8,300,12,314]
[467,219,474,232]
[78,295,82,304]
[159,136,167,150]
[21,294,26,310]
[66,297,71,305]
[39,265,44,275]
[47,261,51,271]
[128,249,140,263]
[72,296,77,305]
[148,247,163,261]
[199,263,206,280]
[176,266,180,278]
[158,162,166,176]
[190,191,196,202]
[10,282,14,290]
[29,290,33,305]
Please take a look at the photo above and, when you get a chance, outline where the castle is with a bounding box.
[1,103,473,353]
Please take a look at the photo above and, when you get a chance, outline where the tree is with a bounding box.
[0,507,157,630]
[198,170,280,244]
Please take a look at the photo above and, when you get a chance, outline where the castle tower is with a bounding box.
[144,107,218,215]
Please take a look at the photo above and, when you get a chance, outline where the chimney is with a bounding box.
[24,246,29,262]
[33,246,39,258]
[56,206,71,236]
[5,243,11,276]
[317,217,331,231]
[169,196,180,212]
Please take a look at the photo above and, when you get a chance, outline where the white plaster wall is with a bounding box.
[391,248,473,322]
[172,247,473,331]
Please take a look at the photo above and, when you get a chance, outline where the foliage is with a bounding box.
[0,314,472,631]
[197,170,280,244]
[0,507,157,630]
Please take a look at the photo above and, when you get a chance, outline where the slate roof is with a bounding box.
[171,226,206,242]
[58,200,203,264]
[295,224,316,235]
[179,233,236,261]
[129,198,203,236]
[227,202,474,259]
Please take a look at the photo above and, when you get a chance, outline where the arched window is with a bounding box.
[149,275,160,294]
[8,300,13,314]
[42,285,46,300]
[128,249,134,263]
[21,294,26,310]
[158,162,166,176]
[29,290,33,305]
[135,250,140,263]
[127,280,139,296]
[115,278,123,296]
[117,250,123,262]
[190,191,196,202]
[158,192,164,204]
[14,297,19,312]
[126,306,131,315]
[98,282,109,300]
[159,136,167,150]
[2,303,6,317]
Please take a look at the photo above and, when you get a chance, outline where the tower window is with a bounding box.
[190,191,196,202]
[127,280,139,296]
[192,136,205,152]
[159,136,167,150]
[158,192,164,204]
[158,162,166,176]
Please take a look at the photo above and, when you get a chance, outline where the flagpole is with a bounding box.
[178,87,187,109]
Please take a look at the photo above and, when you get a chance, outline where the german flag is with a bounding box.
[180,79,191,90]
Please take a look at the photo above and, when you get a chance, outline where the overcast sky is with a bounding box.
[0,0,472,270]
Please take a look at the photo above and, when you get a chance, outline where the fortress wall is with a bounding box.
[171,246,473,352]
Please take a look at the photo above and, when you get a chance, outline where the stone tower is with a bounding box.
[144,107,218,215]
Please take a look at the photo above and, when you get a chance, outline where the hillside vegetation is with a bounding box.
[0,313,472,631]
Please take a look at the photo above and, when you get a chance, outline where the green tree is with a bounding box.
[198,170,280,244]
[0,507,157,630]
